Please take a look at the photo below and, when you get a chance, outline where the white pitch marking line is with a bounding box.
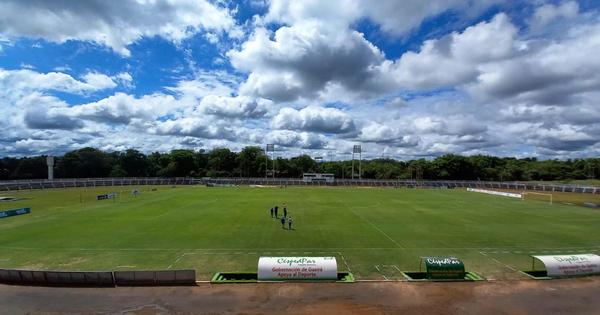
[0,246,597,251]
[1,245,597,252]
[337,251,352,272]
[479,251,518,272]
[167,252,190,270]
[350,209,405,249]
[374,265,388,280]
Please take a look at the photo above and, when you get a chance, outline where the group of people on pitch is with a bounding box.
[270,204,293,229]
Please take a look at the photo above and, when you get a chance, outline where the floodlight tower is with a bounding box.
[315,156,323,173]
[351,145,362,180]
[265,144,275,178]
[46,156,54,180]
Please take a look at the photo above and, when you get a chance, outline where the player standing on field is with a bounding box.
[288,217,293,230]
[270,207,274,218]
[283,206,287,218]
[274,205,279,218]
[280,216,286,229]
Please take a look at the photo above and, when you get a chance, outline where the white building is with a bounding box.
[303,173,335,183]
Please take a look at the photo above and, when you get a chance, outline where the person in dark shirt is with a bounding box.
[274,206,279,218]
[270,207,274,218]
[283,206,287,218]
[288,217,293,230]
[280,216,286,229]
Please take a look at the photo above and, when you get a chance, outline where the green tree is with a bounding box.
[289,155,317,177]
[56,147,112,178]
[163,150,197,177]
[118,149,149,177]
[207,148,238,177]
[237,146,266,177]
[433,154,475,180]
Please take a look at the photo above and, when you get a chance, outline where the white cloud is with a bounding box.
[230,11,520,101]
[114,72,134,89]
[466,21,600,105]
[21,94,84,130]
[412,116,487,136]
[82,72,117,90]
[264,130,327,149]
[0,68,118,96]
[528,124,596,151]
[358,122,419,147]
[234,1,501,102]
[70,92,181,124]
[0,0,242,56]
[529,1,579,31]
[265,0,498,36]
[390,13,520,89]
[229,22,390,101]
[199,95,271,118]
[2,2,600,158]
[166,71,240,99]
[149,117,235,140]
[272,106,356,134]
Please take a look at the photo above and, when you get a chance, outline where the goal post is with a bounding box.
[522,192,553,205]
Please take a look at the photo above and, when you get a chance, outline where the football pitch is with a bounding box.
[1,186,599,280]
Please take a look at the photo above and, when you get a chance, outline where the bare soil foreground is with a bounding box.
[2,278,600,315]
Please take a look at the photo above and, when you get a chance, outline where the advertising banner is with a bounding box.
[423,257,465,279]
[258,257,337,280]
[97,193,117,200]
[0,207,31,219]
[467,188,522,198]
[533,254,600,277]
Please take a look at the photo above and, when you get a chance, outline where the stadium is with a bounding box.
[1,161,600,312]
[0,152,600,314]
[1,176,599,279]
[3,0,600,313]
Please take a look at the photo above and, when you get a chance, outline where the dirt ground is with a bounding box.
[2,278,600,315]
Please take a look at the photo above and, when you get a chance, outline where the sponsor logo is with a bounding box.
[0,207,30,219]
[554,255,591,264]
[426,257,462,266]
[277,257,317,266]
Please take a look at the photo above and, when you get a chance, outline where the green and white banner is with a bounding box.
[0,207,30,219]
[258,257,337,280]
[423,257,465,279]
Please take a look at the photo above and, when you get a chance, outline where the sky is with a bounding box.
[1,0,599,160]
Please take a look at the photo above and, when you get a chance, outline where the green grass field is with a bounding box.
[1,186,599,280]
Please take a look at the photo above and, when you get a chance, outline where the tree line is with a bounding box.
[0,147,598,181]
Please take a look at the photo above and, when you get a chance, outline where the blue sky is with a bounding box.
[1,0,599,159]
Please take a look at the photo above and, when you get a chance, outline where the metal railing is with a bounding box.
[0,177,597,194]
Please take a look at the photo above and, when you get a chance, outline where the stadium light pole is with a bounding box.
[46,156,54,180]
[266,144,275,179]
[352,145,362,180]
[315,156,323,173]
